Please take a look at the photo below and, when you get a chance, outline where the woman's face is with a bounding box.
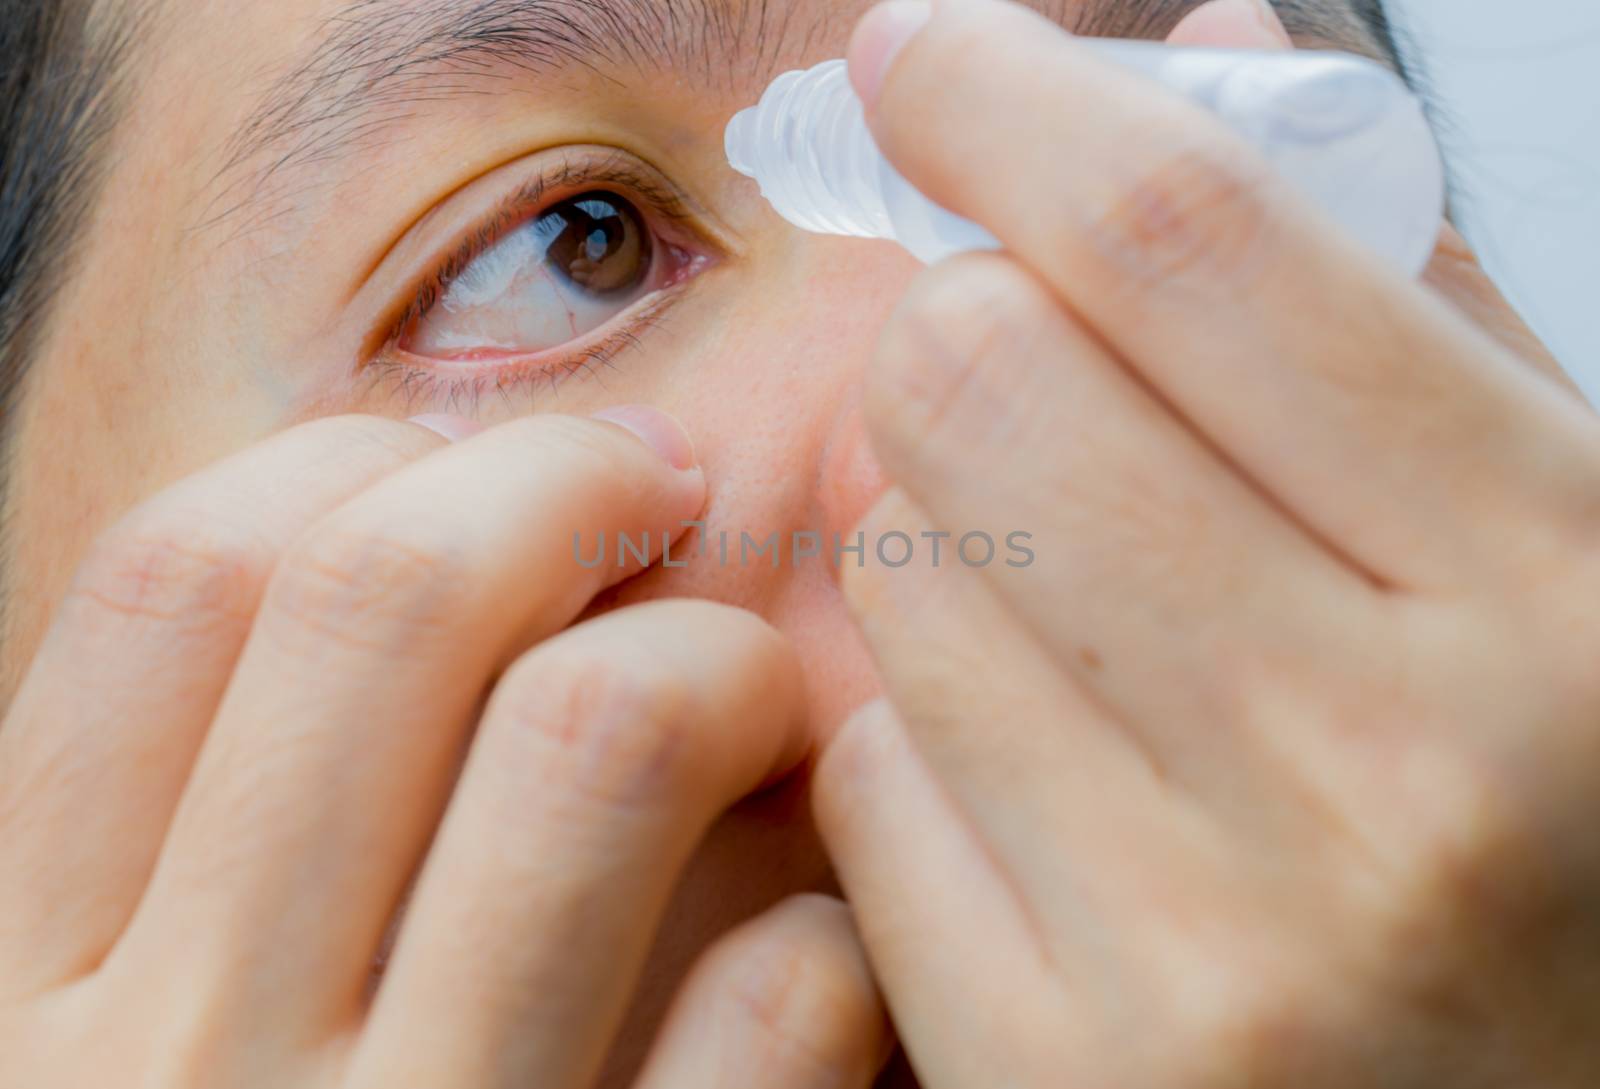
[1,0,929,1075]
[3,0,916,713]
[0,0,1414,1079]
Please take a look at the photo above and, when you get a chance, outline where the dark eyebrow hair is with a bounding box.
[204,0,1407,240]
[203,0,829,236]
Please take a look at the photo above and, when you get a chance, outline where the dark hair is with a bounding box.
[0,1,137,566]
[1284,0,1413,81]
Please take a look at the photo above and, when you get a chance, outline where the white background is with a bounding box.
[1394,0,1599,400]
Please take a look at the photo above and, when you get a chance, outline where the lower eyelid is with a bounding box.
[362,284,688,416]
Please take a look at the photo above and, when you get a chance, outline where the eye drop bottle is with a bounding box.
[725,45,1445,273]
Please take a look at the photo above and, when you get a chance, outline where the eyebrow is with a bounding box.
[202,0,829,236]
[202,0,1388,238]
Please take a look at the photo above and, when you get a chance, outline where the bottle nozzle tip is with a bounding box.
[725,108,756,176]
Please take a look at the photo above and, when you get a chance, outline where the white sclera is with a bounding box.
[725,46,1445,274]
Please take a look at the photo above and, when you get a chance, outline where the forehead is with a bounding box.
[160,0,895,235]
[115,0,1377,265]
[114,0,1384,250]
[124,0,1388,273]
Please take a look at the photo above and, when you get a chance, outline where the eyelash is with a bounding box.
[360,151,708,414]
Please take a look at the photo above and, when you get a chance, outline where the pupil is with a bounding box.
[543,192,650,296]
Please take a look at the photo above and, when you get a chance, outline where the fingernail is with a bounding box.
[1166,0,1292,48]
[407,413,485,442]
[849,0,933,109]
[1245,0,1294,45]
[591,405,698,471]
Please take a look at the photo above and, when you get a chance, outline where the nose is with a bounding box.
[782,237,913,549]
[607,233,913,598]
[582,233,911,728]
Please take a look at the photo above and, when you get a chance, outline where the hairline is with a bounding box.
[0,0,144,652]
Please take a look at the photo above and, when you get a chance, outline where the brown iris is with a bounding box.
[539,192,652,296]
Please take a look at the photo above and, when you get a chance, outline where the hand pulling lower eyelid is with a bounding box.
[724,45,1446,274]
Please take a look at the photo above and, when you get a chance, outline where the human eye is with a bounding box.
[365,148,719,411]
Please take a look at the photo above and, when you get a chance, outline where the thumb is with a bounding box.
[1167,0,1580,397]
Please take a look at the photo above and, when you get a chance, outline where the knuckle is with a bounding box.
[868,256,1052,451]
[68,509,264,632]
[1161,952,1321,1087]
[1087,139,1280,292]
[1377,752,1533,941]
[265,516,471,649]
[493,646,699,812]
[1185,981,1312,1085]
[1362,752,1597,1030]
[718,899,877,1080]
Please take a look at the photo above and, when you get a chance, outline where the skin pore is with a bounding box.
[0,0,1463,1085]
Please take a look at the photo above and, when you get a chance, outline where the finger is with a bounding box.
[838,486,1175,898]
[1166,2,1584,399]
[1165,0,1292,49]
[862,252,1379,797]
[630,895,891,1089]
[853,0,1600,588]
[0,413,469,994]
[111,410,706,1036]
[813,700,1078,1089]
[348,600,808,1089]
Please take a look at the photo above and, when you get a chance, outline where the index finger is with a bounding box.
[0,413,460,994]
[1164,0,1580,396]
[350,601,812,1089]
[852,0,1600,589]
[115,410,706,1035]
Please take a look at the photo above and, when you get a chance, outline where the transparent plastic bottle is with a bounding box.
[725,45,1445,273]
